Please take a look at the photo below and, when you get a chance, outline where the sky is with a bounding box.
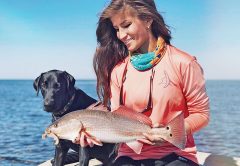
[0,0,239,80]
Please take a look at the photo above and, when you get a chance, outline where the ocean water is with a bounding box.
[0,80,239,165]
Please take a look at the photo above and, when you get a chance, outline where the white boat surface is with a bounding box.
[39,151,240,166]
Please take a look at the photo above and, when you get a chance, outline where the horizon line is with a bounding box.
[0,79,240,81]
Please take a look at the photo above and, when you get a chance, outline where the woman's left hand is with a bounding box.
[137,123,166,145]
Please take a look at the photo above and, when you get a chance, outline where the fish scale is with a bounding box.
[86,116,150,142]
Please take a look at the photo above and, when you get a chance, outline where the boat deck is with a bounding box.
[39,151,240,166]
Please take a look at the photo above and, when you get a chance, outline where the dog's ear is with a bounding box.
[33,73,44,96]
[63,71,75,91]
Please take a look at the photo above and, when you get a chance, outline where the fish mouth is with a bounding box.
[42,132,47,139]
[42,131,59,145]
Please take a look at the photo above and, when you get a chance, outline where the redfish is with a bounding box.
[42,106,186,154]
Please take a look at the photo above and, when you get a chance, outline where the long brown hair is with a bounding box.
[93,0,171,106]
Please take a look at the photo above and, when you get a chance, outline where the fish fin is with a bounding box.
[71,121,84,143]
[82,131,103,146]
[157,111,186,149]
[77,121,103,146]
[137,138,155,145]
[113,105,152,126]
[86,101,109,112]
[126,141,143,154]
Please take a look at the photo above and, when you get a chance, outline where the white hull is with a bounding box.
[39,151,240,166]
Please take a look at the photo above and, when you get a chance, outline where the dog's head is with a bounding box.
[33,70,75,113]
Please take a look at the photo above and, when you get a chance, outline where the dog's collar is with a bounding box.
[54,92,76,117]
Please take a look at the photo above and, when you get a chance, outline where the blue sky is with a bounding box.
[0,0,239,79]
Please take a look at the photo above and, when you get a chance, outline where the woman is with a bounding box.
[77,0,210,165]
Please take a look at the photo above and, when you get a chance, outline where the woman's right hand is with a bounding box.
[73,130,103,147]
[73,101,107,147]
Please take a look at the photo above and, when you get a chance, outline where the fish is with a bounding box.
[42,105,186,154]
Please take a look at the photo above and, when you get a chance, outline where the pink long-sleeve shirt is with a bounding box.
[110,45,210,163]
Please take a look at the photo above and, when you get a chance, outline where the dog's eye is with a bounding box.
[41,82,47,88]
[54,83,60,89]
[54,123,58,128]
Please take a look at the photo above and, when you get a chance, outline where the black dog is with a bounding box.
[34,70,116,166]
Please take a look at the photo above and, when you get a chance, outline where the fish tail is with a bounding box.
[152,112,186,149]
[164,112,186,149]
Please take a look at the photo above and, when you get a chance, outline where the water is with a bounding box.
[0,80,239,165]
[195,80,240,156]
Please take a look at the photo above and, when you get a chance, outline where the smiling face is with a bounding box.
[110,7,155,53]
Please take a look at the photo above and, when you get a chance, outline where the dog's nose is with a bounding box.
[44,99,54,107]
